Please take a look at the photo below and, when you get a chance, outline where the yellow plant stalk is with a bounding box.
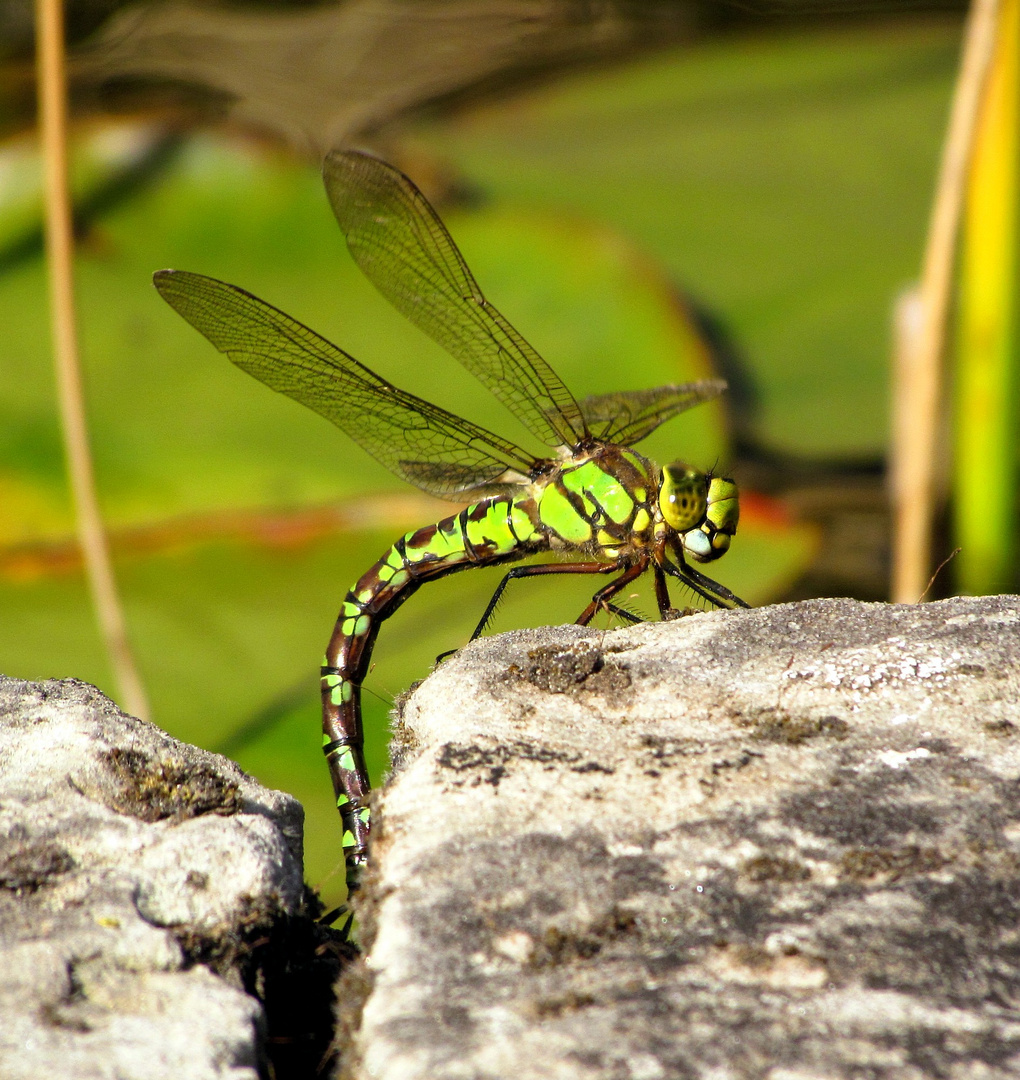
[35,0,150,718]
[954,0,1019,595]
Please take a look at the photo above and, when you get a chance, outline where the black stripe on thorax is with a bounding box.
[553,478,627,540]
[505,498,525,545]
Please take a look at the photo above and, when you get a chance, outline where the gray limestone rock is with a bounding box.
[0,676,307,1080]
[343,595,1020,1080]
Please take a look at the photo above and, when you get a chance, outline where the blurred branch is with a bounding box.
[71,0,706,154]
[35,0,150,719]
[889,0,999,603]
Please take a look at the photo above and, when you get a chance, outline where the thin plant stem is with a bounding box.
[34,0,151,720]
[890,0,1000,603]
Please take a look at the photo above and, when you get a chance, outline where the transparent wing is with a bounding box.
[576,380,727,447]
[323,149,587,450]
[154,270,539,499]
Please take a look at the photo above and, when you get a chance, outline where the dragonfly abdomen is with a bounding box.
[320,494,545,880]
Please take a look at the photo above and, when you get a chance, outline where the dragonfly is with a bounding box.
[154,149,748,903]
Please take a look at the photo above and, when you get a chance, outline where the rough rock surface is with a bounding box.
[344,595,1020,1080]
[0,676,307,1080]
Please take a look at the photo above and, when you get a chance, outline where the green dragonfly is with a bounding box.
[154,150,747,899]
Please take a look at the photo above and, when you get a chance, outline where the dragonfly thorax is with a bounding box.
[658,463,740,565]
[532,446,658,555]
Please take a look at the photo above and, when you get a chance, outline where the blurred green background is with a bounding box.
[1,13,962,907]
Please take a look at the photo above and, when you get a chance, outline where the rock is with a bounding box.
[0,675,335,1080]
[342,595,1020,1080]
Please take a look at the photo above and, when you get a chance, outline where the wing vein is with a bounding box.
[153,270,539,500]
[323,149,587,449]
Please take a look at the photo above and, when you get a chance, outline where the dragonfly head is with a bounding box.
[658,463,739,564]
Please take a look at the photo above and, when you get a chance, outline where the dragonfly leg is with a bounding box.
[575,559,648,625]
[602,601,643,625]
[468,561,621,642]
[652,564,682,620]
[661,553,750,609]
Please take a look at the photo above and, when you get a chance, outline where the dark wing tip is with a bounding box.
[154,269,254,309]
[153,267,200,298]
[152,267,187,308]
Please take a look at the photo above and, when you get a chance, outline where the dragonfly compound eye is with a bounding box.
[659,463,709,532]
[681,476,740,563]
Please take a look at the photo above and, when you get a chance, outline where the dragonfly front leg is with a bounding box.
[653,563,680,620]
[661,552,750,610]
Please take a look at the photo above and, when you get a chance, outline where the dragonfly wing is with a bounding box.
[323,149,587,450]
[154,270,538,499]
[577,380,727,447]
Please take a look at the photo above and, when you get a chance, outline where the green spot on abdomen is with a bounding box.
[341,615,371,638]
[465,501,521,555]
[327,678,353,706]
[323,673,353,707]
[408,523,467,562]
